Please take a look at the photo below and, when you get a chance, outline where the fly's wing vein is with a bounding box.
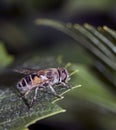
[14,68,39,75]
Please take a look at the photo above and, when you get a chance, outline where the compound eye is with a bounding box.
[61,70,67,82]
[62,73,66,81]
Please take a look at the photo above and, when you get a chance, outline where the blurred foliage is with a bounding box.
[1,0,116,12]
[0,0,116,55]
[61,0,116,13]
[69,64,116,113]
[0,42,14,68]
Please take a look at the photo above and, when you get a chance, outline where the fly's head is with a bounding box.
[58,68,70,83]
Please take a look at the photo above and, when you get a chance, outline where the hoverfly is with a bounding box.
[15,67,70,107]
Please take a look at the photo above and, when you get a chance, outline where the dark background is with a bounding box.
[0,0,116,55]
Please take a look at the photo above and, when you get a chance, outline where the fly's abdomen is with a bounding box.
[16,75,32,92]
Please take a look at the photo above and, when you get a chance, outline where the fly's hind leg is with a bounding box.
[24,90,31,98]
[18,90,31,109]
[30,87,39,107]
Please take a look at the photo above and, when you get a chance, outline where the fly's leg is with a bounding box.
[59,82,71,89]
[30,87,39,107]
[24,90,31,98]
[47,85,63,98]
[17,90,31,109]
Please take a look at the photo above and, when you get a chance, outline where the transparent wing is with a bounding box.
[13,68,39,75]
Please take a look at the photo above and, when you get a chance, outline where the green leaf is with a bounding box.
[0,42,14,68]
[0,56,80,130]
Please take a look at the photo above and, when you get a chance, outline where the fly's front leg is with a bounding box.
[48,85,63,98]
[60,82,71,89]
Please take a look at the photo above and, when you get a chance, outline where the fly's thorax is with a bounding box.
[48,69,59,85]
[41,68,59,85]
